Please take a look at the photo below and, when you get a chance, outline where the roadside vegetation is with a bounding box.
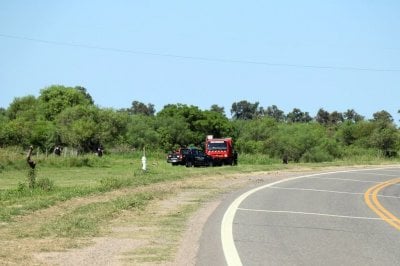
[1,85,399,162]
[1,147,398,264]
[1,85,400,264]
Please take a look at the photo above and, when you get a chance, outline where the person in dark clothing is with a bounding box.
[97,146,103,157]
[54,146,61,156]
[282,154,288,164]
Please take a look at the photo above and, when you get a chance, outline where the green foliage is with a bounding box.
[369,122,399,155]
[343,109,364,122]
[156,104,232,150]
[286,108,312,123]
[0,152,399,225]
[265,123,336,162]
[99,176,132,191]
[41,192,154,237]
[301,146,334,163]
[6,95,39,120]
[0,147,26,171]
[123,100,156,116]
[27,169,36,189]
[38,85,94,120]
[231,100,263,120]
[125,114,159,150]
[265,105,285,122]
[233,117,277,153]
[36,177,55,191]
[237,153,280,164]
[1,85,399,163]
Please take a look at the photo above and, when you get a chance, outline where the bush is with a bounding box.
[17,182,28,192]
[341,146,381,161]
[99,177,131,191]
[238,153,280,165]
[28,168,36,189]
[68,157,92,167]
[0,147,26,170]
[301,147,334,163]
[36,177,55,191]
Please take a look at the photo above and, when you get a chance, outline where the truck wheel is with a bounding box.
[186,161,193,167]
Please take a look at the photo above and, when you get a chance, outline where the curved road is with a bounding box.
[197,167,400,265]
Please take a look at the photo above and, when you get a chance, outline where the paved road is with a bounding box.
[197,167,400,266]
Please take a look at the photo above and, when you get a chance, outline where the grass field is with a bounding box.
[0,147,399,264]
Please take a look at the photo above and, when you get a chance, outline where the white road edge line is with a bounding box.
[220,166,400,266]
[237,208,382,220]
[269,186,400,199]
[308,176,398,183]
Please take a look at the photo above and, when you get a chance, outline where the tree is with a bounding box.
[336,121,357,146]
[56,105,101,152]
[265,105,285,122]
[210,104,225,116]
[156,116,196,151]
[234,117,277,153]
[127,101,156,116]
[1,119,32,147]
[372,110,393,124]
[74,86,94,105]
[369,125,399,156]
[38,85,94,120]
[4,95,57,150]
[0,108,8,147]
[157,104,232,149]
[315,108,330,125]
[329,111,344,125]
[96,108,129,146]
[0,107,6,116]
[7,95,39,120]
[231,100,263,120]
[344,109,364,123]
[195,110,233,139]
[369,110,398,156]
[267,123,338,162]
[286,108,312,123]
[316,109,344,126]
[125,115,159,149]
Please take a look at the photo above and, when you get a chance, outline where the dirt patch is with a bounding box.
[34,237,144,266]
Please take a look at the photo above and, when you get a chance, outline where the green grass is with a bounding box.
[1,148,400,265]
[1,148,399,235]
[38,192,154,238]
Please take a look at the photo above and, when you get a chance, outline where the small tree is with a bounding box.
[26,146,36,188]
[231,100,264,120]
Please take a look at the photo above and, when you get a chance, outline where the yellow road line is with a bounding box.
[364,178,400,231]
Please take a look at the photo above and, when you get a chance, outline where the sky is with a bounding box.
[1,0,400,121]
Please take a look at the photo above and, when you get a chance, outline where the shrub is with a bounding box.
[36,177,55,191]
[28,168,36,189]
[99,177,131,191]
[68,157,92,167]
[17,182,28,192]
[301,147,334,163]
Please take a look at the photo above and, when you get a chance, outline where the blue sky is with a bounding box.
[1,1,399,121]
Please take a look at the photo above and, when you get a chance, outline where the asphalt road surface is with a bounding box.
[197,167,400,266]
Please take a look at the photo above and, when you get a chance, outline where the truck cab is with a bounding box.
[205,136,237,166]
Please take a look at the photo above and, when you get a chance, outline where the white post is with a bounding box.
[141,147,147,171]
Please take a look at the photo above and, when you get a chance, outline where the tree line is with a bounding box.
[0,85,399,162]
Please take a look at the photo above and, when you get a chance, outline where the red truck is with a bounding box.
[204,135,237,166]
